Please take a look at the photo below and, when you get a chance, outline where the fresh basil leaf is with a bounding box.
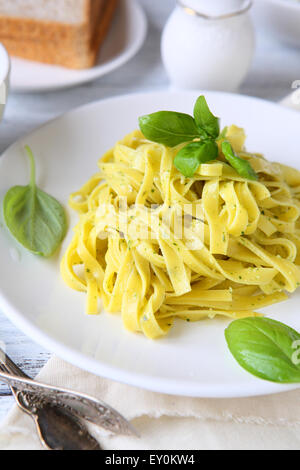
[225,317,300,383]
[218,126,228,140]
[193,96,220,139]
[222,141,258,181]
[174,140,219,177]
[3,146,67,258]
[139,111,200,147]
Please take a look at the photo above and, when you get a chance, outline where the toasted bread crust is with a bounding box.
[0,0,118,69]
[2,37,95,68]
[0,19,91,44]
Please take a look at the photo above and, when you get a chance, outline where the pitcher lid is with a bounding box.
[177,0,252,19]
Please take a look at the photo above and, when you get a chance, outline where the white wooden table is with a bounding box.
[0,0,300,422]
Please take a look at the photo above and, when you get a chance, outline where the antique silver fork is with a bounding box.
[0,348,136,450]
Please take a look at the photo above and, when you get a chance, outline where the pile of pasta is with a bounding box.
[61,126,300,339]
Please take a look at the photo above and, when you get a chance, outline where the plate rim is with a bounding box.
[9,0,148,93]
[1,89,300,398]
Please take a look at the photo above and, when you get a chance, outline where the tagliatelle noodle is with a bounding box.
[61,126,300,338]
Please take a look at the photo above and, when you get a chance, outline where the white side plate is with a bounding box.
[9,0,147,93]
[0,90,300,398]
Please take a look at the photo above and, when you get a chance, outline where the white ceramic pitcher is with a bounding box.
[161,0,255,92]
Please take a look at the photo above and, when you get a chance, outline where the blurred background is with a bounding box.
[1,0,300,154]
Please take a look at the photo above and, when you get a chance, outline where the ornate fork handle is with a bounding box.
[0,350,136,450]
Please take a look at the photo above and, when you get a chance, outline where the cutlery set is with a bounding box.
[0,349,136,450]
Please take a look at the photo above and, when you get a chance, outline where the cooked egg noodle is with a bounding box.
[61,127,300,338]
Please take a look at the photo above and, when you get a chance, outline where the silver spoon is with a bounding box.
[0,349,137,450]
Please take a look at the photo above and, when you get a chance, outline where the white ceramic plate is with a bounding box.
[9,0,147,93]
[1,90,300,398]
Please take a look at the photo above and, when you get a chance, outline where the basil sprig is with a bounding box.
[3,146,67,257]
[139,111,200,147]
[225,317,300,383]
[222,141,258,181]
[174,140,218,178]
[139,95,258,180]
[193,95,220,139]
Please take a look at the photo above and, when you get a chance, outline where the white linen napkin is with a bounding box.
[1,92,300,451]
[1,356,300,450]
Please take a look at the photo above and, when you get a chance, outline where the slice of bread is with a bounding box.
[0,0,118,69]
[0,0,90,23]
